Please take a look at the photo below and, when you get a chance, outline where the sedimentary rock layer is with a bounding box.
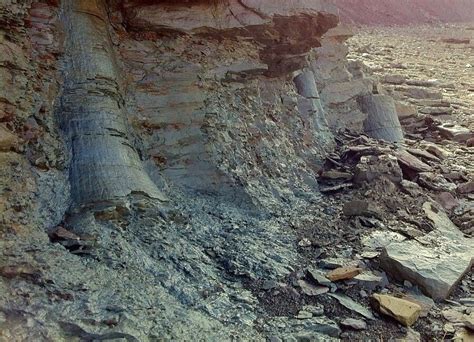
[0,1,380,340]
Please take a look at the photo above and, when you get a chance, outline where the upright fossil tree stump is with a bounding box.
[59,0,165,208]
[293,69,334,151]
[359,94,404,143]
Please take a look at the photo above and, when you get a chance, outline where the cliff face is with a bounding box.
[333,0,474,25]
[0,0,376,340]
[0,0,376,224]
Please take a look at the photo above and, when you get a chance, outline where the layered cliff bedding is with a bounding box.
[0,0,473,341]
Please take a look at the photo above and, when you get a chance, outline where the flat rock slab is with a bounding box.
[308,268,333,286]
[265,316,341,338]
[371,294,422,327]
[458,181,474,194]
[437,124,474,143]
[340,318,367,330]
[342,200,382,218]
[353,271,388,291]
[298,280,329,296]
[328,293,375,320]
[380,202,473,300]
[435,192,459,211]
[407,148,440,162]
[396,150,433,173]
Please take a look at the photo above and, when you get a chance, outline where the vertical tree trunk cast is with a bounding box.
[293,69,334,154]
[359,94,404,143]
[293,69,331,133]
[59,0,165,208]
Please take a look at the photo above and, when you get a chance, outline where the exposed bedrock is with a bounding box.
[0,1,381,339]
[58,0,166,208]
[121,0,339,76]
[106,0,368,202]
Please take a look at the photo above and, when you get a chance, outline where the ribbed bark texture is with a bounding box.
[359,94,404,143]
[59,0,166,207]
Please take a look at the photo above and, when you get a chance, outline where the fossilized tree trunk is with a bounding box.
[359,94,404,143]
[293,69,334,155]
[294,69,332,134]
[59,0,165,208]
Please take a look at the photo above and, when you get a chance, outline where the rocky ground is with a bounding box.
[333,0,474,26]
[249,23,474,341]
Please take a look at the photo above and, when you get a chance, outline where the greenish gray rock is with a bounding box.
[380,202,474,300]
[328,293,375,320]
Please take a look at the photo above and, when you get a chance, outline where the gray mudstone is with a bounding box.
[328,293,375,320]
[353,271,388,291]
[265,316,341,339]
[380,202,473,300]
[59,0,167,207]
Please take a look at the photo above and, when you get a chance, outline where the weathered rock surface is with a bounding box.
[380,202,474,300]
[59,0,167,207]
[359,94,404,143]
[0,0,377,340]
[328,293,375,320]
[371,294,422,327]
[340,318,367,330]
[327,266,362,281]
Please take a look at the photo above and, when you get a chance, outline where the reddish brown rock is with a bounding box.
[0,125,18,152]
[371,294,422,327]
[327,266,362,281]
[0,264,40,280]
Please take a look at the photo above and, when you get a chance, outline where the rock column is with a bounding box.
[59,0,165,208]
[294,69,334,151]
[359,94,404,143]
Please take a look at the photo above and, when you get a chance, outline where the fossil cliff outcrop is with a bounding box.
[2,0,471,341]
[0,1,375,339]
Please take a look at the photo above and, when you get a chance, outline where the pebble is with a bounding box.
[298,238,312,247]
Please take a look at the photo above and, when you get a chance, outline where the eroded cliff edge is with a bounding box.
[1,0,379,340]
